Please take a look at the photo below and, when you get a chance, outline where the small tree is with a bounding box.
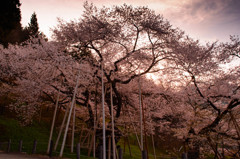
[22,12,48,42]
[28,12,39,37]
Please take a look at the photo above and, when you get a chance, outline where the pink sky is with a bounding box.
[21,0,240,42]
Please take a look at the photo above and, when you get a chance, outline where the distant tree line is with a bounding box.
[0,0,45,48]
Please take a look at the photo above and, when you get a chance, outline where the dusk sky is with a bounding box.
[21,0,240,43]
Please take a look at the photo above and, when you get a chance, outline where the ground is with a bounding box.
[0,152,69,159]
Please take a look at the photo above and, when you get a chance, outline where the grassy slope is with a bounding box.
[0,115,95,159]
[0,116,50,154]
[118,136,172,159]
[0,102,189,159]
[0,115,173,159]
[1,115,224,159]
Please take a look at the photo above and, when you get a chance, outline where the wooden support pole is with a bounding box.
[87,130,91,149]
[142,150,147,159]
[123,137,126,153]
[76,143,80,159]
[7,139,11,153]
[71,104,76,153]
[47,89,60,153]
[49,140,53,157]
[99,145,103,159]
[81,131,90,146]
[113,144,119,159]
[32,140,37,154]
[93,82,98,158]
[118,147,123,159]
[108,137,111,159]
[151,133,156,159]
[138,77,143,151]
[127,135,132,157]
[101,62,106,159]
[126,106,141,150]
[148,109,156,159]
[141,95,149,159]
[79,125,84,144]
[93,121,96,158]
[54,103,70,151]
[181,153,188,159]
[110,83,116,159]
[59,72,80,157]
[222,138,224,159]
[18,140,22,152]
[88,131,95,157]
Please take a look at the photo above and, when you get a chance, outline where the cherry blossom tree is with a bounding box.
[219,35,240,61]
[161,36,240,158]
[1,2,239,158]
[52,2,183,121]
[52,3,239,157]
[0,37,96,124]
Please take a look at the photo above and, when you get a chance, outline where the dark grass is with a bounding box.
[0,116,94,158]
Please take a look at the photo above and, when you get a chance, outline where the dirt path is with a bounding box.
[0,152,60,159]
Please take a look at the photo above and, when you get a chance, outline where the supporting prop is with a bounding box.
[7,139,11,153]
[99,145,103,159]
[101,62,106,159]
[142,150,147,159]
[108,137,111,159]
[76,143,80,159]
[32,140,37,154]
[151,133,156,159]
[18,140,22,152]
[93,82,98,158]
[49,140,53,157]
[71,104,76,153]
[127,135,132,157]
[54,103,70,151]
[181,153,188,159]
[138,77,143,151]
[47,89,60,153]
[59,71,80,157]
[110,83,116,159]
[126,106,141,149]
[118,147,123,159]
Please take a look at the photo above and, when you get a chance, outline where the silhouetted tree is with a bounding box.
[21,12,40,41]
[21,12,48,43]
[0,0,22,47]
[28,12,39,37]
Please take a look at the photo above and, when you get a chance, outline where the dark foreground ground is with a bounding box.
[0,152,69,159]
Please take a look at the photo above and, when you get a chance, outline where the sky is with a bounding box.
[21,0,240,43]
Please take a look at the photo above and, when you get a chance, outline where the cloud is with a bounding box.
[157,0,240,41]
[21,0,240,42]
[168,0,240,24]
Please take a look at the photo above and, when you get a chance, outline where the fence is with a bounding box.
[0,139,87,159]
[0,139,184,159]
